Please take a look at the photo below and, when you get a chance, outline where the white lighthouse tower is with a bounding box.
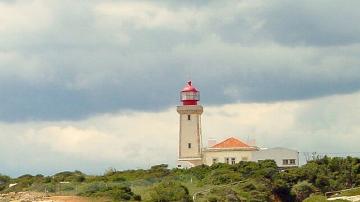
[177,81,203,168]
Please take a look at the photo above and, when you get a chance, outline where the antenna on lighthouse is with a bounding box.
[184,66,192,84]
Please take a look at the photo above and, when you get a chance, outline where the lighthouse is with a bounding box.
[177,81,203,168]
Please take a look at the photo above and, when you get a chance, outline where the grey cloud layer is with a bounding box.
[1,0,360,121]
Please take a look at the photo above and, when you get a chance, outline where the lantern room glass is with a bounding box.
[181,91,200,101]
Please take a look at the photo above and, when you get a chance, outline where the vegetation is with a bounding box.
[340,187,360,196]
[149,180,191,202]
[302,194,350,202]
[1,156,360,201]
[302,194,328,202]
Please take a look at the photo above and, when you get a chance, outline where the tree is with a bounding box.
[272,178,292,202]
[291,181,316,202]
[315,174,330,192]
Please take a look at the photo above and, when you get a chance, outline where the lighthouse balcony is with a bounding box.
[177,105,203,114]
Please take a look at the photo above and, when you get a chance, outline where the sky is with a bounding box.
[0,0,360,177]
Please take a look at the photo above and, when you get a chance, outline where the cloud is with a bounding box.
[2,109,179,175]
[260,0,360,46]
[1,91,359,176]
[0,0,52,34]
[94,1,209,32]
[0,0,360,122]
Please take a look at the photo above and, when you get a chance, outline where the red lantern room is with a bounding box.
[181,81,200,105]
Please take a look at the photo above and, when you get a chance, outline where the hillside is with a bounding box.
[1,156,360,201]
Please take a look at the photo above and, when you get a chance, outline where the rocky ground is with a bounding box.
[0,192,50,202]
[0,192,98,202]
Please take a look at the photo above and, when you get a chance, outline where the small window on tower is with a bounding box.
[188,143,191,148]
[187,115,191,120]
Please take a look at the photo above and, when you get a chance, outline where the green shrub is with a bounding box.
[205,169,241,185]
[0,174,10,191]
[272,178,292,201]
[77,182,137,201]
[291,181,316,202]
[53,171,86,183]
[78,182,108,196]
[149,180,191,202]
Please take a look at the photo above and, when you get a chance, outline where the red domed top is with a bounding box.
[180,81,200,105]
[181,81,199,92]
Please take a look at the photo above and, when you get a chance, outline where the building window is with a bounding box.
[283,159,289,165]
[289,159,296,165]
[187,115,191,120]
[225,157,229,164]
[241,157,248,161]
[212,158,218,165]
[231,157,236,165]
[188,143,191,149]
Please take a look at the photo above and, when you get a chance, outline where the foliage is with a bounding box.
[291,181,316,201]
[53,170,86,183]
[0,174,10,191]
[149,180,192,202]
[2,157,360,201]
[77,181,140,201]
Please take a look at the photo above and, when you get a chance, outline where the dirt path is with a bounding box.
[328,195,360,202]
[0,192,106,202]
[47,196,90,202]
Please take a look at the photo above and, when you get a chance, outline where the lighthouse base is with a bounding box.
[177,158,203,169]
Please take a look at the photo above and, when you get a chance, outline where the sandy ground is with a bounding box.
[46,196,90,202]
[0,192,107,202]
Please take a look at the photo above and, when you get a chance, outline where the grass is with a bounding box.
[303,195,328,202]
[131,185,152,201]
[340,187,360,196]
[304,194,351,202]
[130,175,216,201]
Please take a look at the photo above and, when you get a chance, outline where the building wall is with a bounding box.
[203,149,254,165]
[252,147,299,167]
[177,105,203,160]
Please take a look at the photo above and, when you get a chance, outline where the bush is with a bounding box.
[77,182,137,201]
[204,187,239,202]
[149,180,191,202]
[53,171,86,183]
[272,178,292,201]
[0,174,11,191]
[77,182,108,196]
[291,181,316,202]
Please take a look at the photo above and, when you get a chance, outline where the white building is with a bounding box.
[176,81,299,168]
[202,137,257,165]
[252,147,299,168]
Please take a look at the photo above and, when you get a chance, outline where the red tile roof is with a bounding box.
[211,137,251,149]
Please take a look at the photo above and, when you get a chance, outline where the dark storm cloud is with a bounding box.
[1,0,360,122]
[260,1,360,46]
